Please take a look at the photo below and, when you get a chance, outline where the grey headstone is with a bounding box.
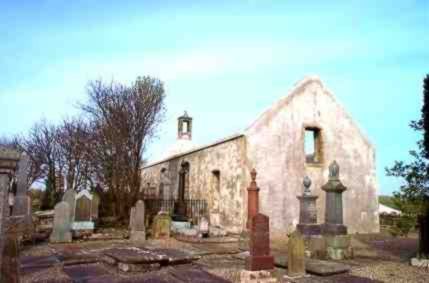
[129,206,136,230]
[130,200,145,241]
[62,189,76,223]
[49,201,72,243]
[12,154,30,216]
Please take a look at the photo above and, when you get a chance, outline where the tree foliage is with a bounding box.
[386,74,429,215]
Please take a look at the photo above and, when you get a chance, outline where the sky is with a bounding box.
[0,0,428,195]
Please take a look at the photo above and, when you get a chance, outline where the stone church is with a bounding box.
[141,76,379,236]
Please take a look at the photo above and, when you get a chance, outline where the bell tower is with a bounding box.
[178,111,192,140]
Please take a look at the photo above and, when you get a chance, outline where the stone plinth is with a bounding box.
[240,270,277,283]
[325,235,353,260]
[321,161,347,235]
[245,213,274,271]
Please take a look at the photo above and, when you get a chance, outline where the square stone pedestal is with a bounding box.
[325,235,353,260]
[240,270,277,283]
[130,230,146,242]
[245,255,274,271]
[297,224,321,236]
[321,223,347,235]
[304,235,327,259]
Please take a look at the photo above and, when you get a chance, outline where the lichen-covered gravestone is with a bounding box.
[50,201,72,243]
[198,216,209,238]
[72,190,94,234]
[287,230,305,278]
[62,189,76,224]
[152,212,171,239]
[130,200,146,242]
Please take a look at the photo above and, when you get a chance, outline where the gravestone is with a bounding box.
[130,200,146,242]
[321,161,347,235]
[297,176,321,236]
[245,213,274,271]
[62,189,76,223]
[0,148,20,283]
[72,190,94,233]
[152,211,171,239]
[49,201,72,243]
[12,154,30,217]
[129,206,136,230]
[287,230,305,278]
[198,216,209,238]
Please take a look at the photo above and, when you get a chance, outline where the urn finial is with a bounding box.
[329,161,340,180]
[303,176,312,196]
[250,169,257,182]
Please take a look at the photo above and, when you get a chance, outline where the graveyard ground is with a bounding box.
[17,229,428,283]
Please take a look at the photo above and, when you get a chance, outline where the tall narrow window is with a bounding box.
[305,127,322,164]
[212,170,220,192]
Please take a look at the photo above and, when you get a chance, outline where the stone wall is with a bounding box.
[245,77,379,235]
[142,135,247,233]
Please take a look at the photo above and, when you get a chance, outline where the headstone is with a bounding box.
[321,161,347,235]
[12,154,30,217]
[71,189,94,232]
[245,213,274,271]
[0,147,20,283]
[130,200,146,242]
[152,211,171,239]
[198,216,209,238]
[129,206,136,230]
[49,201,72,243]
[287,230,305,278]
[62,189,76,223]
[297,176,321,236]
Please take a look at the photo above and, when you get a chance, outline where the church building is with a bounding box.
[141,76,379,235]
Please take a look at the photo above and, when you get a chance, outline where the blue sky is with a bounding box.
[1,1,428,195]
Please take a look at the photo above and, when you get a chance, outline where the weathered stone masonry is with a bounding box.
[141,76,380,235]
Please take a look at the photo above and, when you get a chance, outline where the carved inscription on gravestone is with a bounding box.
[75,195,91,222]
[250,214,270,256]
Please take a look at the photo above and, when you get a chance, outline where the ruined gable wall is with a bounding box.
[245,78,379,235]
[141,136,248,233]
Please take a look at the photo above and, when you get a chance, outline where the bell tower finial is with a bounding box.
[178,111,192,140]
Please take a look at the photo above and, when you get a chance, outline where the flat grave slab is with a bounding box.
[150,248,200,265]
[20,255,61,276]
[291,273,383,283]
[274,255,350,276]
[104,247,169,264]
[168,265,232,283]
[63,263,112,282]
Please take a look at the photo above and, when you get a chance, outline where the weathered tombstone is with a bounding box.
[0,147,20,283]
[287,230,306,278]
[130,200,146,242]
[152,211,171,239]
[62,189,76,223]
[321,161,347,235]
[12,153,30,217]
[72,190,94,234]
[321,161,353,260]
[129,206,136,230]
[245,213,274,271]
[49,201,72,243]
[198,216,209,238]
[297,176,321,236]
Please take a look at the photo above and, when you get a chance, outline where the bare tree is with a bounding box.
[81,76,165,220]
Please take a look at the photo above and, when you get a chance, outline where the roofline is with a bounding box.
[142,133,245,169]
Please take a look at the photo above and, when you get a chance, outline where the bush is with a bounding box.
[389,215,415,237]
